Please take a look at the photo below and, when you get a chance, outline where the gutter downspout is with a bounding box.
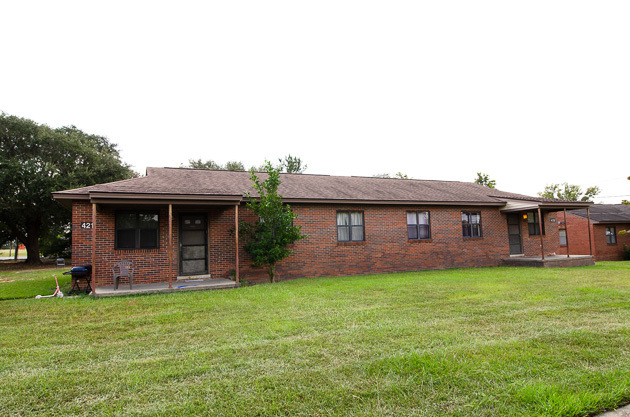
[91,203,97,295]
[587,206,593,257]
[235,204,240,284]
[538,207,545,260]
[168,204,173,289]
[564,208,570,258]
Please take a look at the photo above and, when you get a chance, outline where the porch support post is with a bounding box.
[564,208,570,258]
[586,206,593,256]
[538,207,545,260]
[168,204,173,289]
[235,204,240,284]
[91,203,97,294]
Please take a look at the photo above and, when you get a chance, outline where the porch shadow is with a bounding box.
[93,278,239,298]
[501,255,595,268]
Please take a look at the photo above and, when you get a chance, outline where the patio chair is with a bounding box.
[56,258,66,268]
[112,261,134,290]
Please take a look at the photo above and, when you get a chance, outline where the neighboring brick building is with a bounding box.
[557,205,630,261]
[52,168,593,289]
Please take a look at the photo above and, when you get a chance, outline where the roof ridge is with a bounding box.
[155,167,493,184]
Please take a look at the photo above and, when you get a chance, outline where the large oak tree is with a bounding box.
[0,113,134,264]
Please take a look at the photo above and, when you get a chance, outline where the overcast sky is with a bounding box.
[2,1,629,203]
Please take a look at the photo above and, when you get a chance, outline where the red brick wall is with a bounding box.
[592,224,630,261]
[557,212,630,261]
[556,212,592,256]
[72,201,568,286]
[519,212,561,257]
[71,201,94,268]
[239,204,512,283]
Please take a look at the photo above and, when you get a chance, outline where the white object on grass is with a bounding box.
[35,274,64,299]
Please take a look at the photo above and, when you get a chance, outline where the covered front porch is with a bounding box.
[93,277,240,297]
[500,198,595,264]
[62,193,248,294]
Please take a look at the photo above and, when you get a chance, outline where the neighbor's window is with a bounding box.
[606,227,617,244]
[407,211,431,240]
[527,211,545,236]
[115,211,159,249]
[559,229,567,246]
[337,211,364,242]
[461,212,482,238]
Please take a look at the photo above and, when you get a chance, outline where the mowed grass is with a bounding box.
[0,248,26,258]
[1,263,630,416]
[0,263,71,300]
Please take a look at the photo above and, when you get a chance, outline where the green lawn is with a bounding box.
[0,263,71,300]
[1,263,630,416]
[0,248,26,258]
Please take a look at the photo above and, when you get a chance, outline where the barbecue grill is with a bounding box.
[64,265,92,294]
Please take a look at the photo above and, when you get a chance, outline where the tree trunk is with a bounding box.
[268,263,276,283]
[22,221,42,265]
[13,240,18,260]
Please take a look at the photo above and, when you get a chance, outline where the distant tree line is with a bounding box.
[373,172,409,179]
[185,154,308,174]
[538,183,600,202]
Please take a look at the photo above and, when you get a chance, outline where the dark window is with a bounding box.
[407,211,431,240]
[462,212,482,238]
[115,211,159,249]
[527,211,545,235]
[559,229,567,246]
[337,211,364,242]
[606,227,617,244]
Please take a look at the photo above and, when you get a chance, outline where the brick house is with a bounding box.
[557,205,630,261]
[52,168,594,290]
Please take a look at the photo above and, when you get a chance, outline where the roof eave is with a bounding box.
[500,199,593,213]
[282,198,505,206]
[52,191,244,206]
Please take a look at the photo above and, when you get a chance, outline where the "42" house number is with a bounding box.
[80,222,93,229]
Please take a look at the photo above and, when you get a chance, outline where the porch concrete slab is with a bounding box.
[501,255,595,268]
[93,278,239,297]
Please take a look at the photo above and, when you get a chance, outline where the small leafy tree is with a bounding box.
[240,162,306,282]
[474,172,496,188]
[538,183,600,201]
[279,154,307,174]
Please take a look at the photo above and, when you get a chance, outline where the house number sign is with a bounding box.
[81,222,93,229]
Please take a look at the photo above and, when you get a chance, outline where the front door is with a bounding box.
[179,214,208,276]
[507,214,523,255]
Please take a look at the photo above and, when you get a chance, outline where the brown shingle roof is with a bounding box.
[52,167,584,206]
[568,204,630,223]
